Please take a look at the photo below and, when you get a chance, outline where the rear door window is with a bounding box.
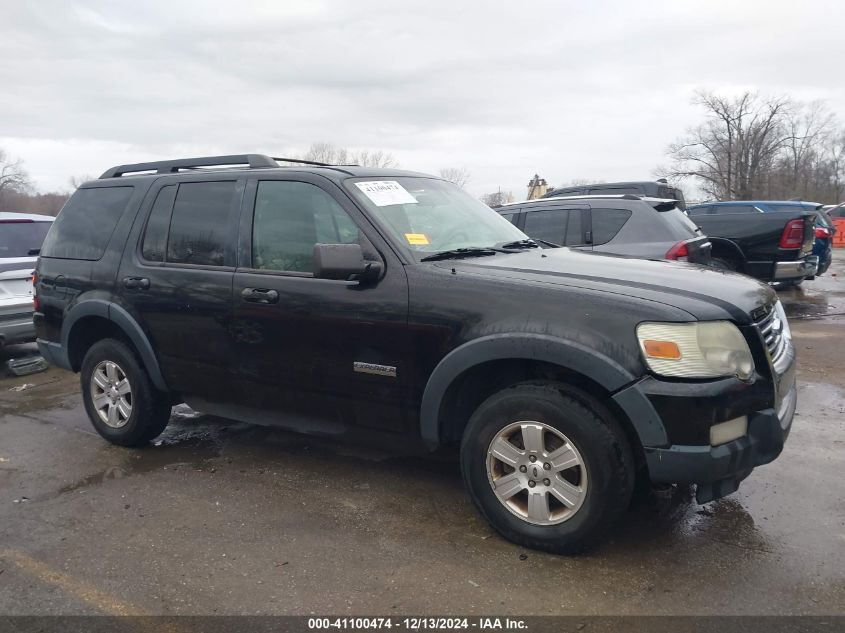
[523,209,568,246]
[0,220,53,258]
[687,206,711,217]
[590,208,632,245]
[166,181,238,266]
[712,204,761,214]
[40,187,134,260]
[564,209,584,245]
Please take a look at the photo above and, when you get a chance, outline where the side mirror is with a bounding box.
[313,243,382,281]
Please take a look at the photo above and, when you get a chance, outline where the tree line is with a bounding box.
[4,98,844,217]
[0,142,474,216]
[658,90,844,203]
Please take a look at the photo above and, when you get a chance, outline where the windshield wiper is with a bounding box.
[420,247,507,262]
[496,238,549,249]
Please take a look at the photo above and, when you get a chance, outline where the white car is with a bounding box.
[0,212,54,348]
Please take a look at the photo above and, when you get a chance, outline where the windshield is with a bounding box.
[345,177,528,259]
[0,220,53,258]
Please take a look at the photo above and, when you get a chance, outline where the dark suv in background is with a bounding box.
[35,155,796,553]
[498,194,711,264]
[542,179,687,210]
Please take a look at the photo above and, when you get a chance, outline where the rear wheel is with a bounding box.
[710,257,737,272]
[80,339,171,447]
[460,382,634,554]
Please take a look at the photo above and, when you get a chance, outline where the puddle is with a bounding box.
[31,406,255,502]
[778,267,845,321]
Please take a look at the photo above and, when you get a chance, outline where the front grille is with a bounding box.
[754,304,788,367]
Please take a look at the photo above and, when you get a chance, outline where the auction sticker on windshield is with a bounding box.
[354,181,418,206]
[404,233,430,245]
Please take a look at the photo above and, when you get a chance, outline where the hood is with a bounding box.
[439,248,775,323]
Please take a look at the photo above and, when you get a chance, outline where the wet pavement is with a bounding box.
[1,254,844,616]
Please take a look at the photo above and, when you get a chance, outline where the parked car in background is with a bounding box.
[688,201,833,279]
[0,212,54,347]
[542,180,687,210]
[498,194,711,264]
[823,202,845,219]
[811,209,836,275]
[34,154,796,554]
[686,203,817,284]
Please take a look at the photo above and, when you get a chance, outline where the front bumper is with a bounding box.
[634,347,797,503]
[645,380,795,502]
[773,255,818,281]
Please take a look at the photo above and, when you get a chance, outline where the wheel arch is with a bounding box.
[708,237,745,263]
[61,300,168,392]
[420,334,667,451]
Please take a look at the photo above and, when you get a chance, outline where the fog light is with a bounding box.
[710,416,748,446]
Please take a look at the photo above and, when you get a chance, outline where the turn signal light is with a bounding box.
[32,272,39,312]
[642,340,682,360]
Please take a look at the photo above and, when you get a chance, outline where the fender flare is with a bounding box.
[707,237,745,262]
[61,300,169,392]
[419,333,667,448]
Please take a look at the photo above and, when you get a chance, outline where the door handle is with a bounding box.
[241,287,279,304]
[123,277,150,290]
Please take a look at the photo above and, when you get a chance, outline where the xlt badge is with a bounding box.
[353,362,397,378]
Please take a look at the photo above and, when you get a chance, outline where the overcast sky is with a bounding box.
[1,0,843,200]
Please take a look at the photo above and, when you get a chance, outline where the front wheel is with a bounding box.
[460,382,634,554]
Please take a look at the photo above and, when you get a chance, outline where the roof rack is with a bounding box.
[99,154,331,179]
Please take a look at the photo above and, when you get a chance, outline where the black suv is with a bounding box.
[34,155,797,553]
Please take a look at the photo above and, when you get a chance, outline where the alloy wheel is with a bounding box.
[90,360,133,428]
[486,421,588,525]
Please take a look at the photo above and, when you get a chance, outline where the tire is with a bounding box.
[460,382,634,554]
[710,257,737,272]
[80,338,171,447]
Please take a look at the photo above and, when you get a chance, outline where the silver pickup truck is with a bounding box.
[0,212,53,348]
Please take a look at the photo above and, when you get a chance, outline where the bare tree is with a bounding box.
[300,142,398,168]
[0,149,32,212]
[480,189,513,208]
[659,91,791,200]
[438,167,471,188]
[829,130,845,202]
[69,174,96,190]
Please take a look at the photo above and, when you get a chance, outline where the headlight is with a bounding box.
[636,321,754,380]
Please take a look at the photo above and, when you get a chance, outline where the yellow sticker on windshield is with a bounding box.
[405,233,430,245]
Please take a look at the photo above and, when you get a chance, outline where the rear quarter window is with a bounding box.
[40,187,135,260]
[660,207,701,238]
[591,208,632,245]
